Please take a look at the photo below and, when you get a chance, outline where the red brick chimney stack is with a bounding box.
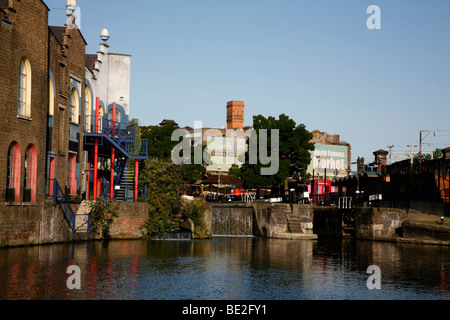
[226,101,245,130]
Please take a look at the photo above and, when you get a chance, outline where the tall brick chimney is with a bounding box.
[226,101,245,130]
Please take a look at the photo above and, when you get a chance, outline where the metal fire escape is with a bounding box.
[84,112,148,201]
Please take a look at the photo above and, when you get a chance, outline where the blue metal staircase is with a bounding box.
[84,116,149,202]
[84,116,148,160]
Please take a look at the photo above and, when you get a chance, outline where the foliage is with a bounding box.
[181,198,211,239]
[433,148,443,160]
[414,148,444,165]
[129,118,142,156]
[141,123,209,184]
[139,158,211,239]
[140,158,188,236]
[141,122,180,159]
[90,198,120,240]
[235,114,314,190]
[181,163,205,184]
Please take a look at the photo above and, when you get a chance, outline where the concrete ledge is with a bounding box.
[368,236,450,246]
[402,220,450,242]
[271,233,318,240]
[403,220,450,233]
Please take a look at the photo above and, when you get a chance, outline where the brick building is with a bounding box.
[0,0,143,246]
[1,0,50,206]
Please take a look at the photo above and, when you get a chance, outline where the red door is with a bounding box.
[49,157,55,197]
[69,153,77,195]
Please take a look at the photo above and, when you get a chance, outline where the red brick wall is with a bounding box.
[0,0,49,205]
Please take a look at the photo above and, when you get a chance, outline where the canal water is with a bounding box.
[0,238,449,300]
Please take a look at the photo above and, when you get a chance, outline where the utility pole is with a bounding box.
[387,145,394,166]
[407,144,417,165]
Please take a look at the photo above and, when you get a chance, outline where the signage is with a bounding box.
[308,144,349,179]
[206,137,246,172]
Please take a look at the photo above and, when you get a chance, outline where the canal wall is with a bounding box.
[402,221,450,241]
[108,202,148,239]
[355,208,407,240]
[0,201,72,247]
[0,201,148,247]
[205,203,316,239]
[312,206,408,239]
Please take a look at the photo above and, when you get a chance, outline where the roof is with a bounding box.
[200,173,243,187]
[85,54,97,70]
[49,25,88,47]
[49,26,65,46]
[373,149,389,155]
[159,119,179,126]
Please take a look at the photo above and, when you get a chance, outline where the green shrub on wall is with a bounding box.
[90,198,120,240]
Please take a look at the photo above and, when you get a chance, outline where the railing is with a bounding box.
[99,181,147,202]
[84,115,148,159]
[45,178,77,238]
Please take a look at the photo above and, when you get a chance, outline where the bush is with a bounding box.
[181,198,210,239]
[139,158,211,239]
[90,198,120,240]
[140,158,187,237]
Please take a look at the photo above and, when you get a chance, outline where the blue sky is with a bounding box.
[46,0,450,163]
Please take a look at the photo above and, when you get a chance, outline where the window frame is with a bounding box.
[18,58,32,118]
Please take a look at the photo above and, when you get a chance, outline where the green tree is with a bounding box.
[141,123,210,184]
[237,114,313,191]
[140,158,187,235]
[139,157,210,239]
[433,148,443,160]
[141,122,180,159]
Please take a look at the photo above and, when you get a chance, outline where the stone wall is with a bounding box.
[206,203,315,238]
[109,202,148,239]
[0,201,72,247]
[355,208,407,240]
[0,200,148,247]
[402,221,450,241]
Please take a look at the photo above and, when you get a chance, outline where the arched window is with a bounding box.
[18,58,32,117]
[49,76,55,116]
[6,142,21,202]
[24,145,37,203]
[108,108,121,123]
[70,87,79,124]
[98,105,104,132]
[84,86,92,132]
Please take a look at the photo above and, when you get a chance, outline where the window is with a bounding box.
[97,105,104,132]
[6,142,21,202]
[70,87,79,124]
[18,58,31,117]
[24,145,37,203]
[84,86,92,132]
[108,108,121,123]
[49,76,55,116]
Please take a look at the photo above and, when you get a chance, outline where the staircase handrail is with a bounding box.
[49,178,76,232]
[84,115,148,159]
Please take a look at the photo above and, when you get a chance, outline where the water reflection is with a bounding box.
[0,238,449,300]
